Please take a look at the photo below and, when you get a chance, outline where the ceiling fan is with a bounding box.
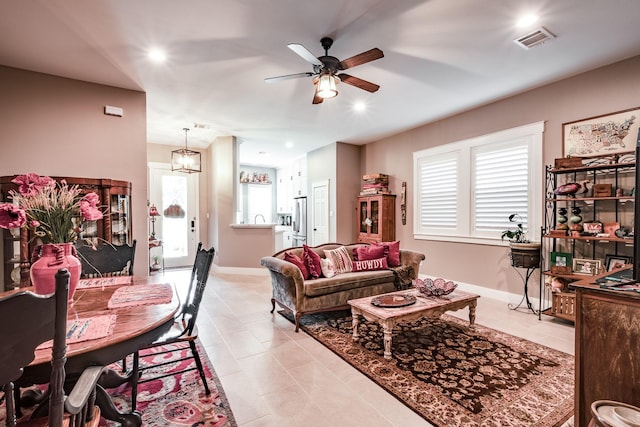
[265,37,384,104]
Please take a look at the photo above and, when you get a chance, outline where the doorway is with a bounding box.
[311,180,329,245]
[148,163,199,268]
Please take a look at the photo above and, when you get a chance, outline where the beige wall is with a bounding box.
[362,55,640,296]
[0,66,149,277]
[336,142,361,243]
[307,142,361,244]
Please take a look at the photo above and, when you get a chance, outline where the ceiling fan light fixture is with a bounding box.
[171,128,202,173]
[317,73,338,99]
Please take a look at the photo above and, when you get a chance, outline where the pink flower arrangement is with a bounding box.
[0,173,103,243]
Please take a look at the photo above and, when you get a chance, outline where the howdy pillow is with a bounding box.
[284,252,310,280]
[353,244,386,261]
[352,257,388,272]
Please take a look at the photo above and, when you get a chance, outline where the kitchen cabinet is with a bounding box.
[540,152,635,321]
[292,156,307,197]
[0,176,132,289]
[357,194,396,243]
[276,168,292,213]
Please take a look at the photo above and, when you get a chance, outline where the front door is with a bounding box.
[148,163,199,269]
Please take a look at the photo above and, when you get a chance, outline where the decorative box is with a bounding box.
[593,183,613,197]
[554,157,583,169]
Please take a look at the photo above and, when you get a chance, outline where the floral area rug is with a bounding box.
[281,309,574,427]
[101,341,237,427]
[0,340,237,426]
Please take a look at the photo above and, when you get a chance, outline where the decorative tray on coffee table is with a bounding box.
[371,294,417,308]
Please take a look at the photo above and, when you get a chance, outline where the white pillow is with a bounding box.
[320,258,337,278]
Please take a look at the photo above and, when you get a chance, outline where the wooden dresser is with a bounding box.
[573,269,640,426]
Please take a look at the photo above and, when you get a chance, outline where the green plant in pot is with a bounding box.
[501,213,540,268]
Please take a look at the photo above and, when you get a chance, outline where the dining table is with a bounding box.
[13,275,180,427]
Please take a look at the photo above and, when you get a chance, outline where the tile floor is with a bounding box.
[161,269,575,427]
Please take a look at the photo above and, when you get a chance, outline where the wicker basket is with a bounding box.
[551,292,576,321]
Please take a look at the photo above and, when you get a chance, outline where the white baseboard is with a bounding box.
[420,274,543,308]
[212,264,268,276]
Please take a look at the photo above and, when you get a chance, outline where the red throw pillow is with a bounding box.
[284,252,310,279]
[302,244,322,279]
[373,241,401,267]
[353,244,386,261]
[352,257,388,272]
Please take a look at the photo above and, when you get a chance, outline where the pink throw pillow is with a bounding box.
[320,258,336,278]
[353,244,386,261]
[352,257,388,272]
[303,244,322,279]
[373,241,401,267]
[284,252,310,279]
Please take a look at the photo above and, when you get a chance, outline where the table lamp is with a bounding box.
[149,204,160,240]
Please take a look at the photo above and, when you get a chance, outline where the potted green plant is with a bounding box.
[501,213,540,268]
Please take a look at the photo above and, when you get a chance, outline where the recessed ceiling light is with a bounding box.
[148,48,167,63]
[285,141,294,149]
[517,14,538,28]
[353,101,366,112]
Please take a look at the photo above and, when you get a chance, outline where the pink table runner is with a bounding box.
[77,275,133,289]
[107,283,172,309]
[37,314,116,349]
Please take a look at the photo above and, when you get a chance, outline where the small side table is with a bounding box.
[149,240,164,273]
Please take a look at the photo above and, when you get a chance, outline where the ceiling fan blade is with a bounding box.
[264,72,314,83]
[312,92,324,104]
[336,73,380,93]
[339,48,384,70]
[287,43,323,66]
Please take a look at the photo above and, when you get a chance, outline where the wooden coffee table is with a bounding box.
[348,288,479,359]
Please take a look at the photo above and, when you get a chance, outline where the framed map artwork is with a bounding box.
[563,107,639,157]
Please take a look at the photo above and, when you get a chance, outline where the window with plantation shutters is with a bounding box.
[417,152,459,234]
[413,122,543,245]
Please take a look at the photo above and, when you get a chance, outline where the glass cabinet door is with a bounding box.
[370,199,379,235]
[110,194,131,245]
[359,199,369,233]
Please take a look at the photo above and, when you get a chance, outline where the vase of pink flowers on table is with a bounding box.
[0,173,103,299]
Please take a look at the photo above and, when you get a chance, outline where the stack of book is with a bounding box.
[360,173,390,195]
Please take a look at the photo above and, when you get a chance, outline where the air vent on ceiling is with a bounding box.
[514,27,556,49]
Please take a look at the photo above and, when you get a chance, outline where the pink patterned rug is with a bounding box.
[102,341,236,426]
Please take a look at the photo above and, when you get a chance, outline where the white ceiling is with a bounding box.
[2,0,640,168]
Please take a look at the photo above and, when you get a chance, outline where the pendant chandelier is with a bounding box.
[171,128,201,173]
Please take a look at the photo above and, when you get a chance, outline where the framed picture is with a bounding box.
[550,251,572,274]
[573,258,603,276]
[582,221,603,235]
[562,107,640,157]
[604,254,631,271]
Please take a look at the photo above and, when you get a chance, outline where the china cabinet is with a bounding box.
[0,176,132,289]
[356,194,396,243]
[540,152,635,321]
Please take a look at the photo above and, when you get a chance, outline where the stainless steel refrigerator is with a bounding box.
[292,196,307,247]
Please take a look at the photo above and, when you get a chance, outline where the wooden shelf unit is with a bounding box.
[540,155,635,322]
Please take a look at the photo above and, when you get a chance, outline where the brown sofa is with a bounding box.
[260,243,425,331]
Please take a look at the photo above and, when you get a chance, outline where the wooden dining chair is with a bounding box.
[130,243,215,410]
[75,240,137,278]
[0,268,105,427]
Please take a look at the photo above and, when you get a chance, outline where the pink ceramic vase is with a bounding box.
[30,243,81,300]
